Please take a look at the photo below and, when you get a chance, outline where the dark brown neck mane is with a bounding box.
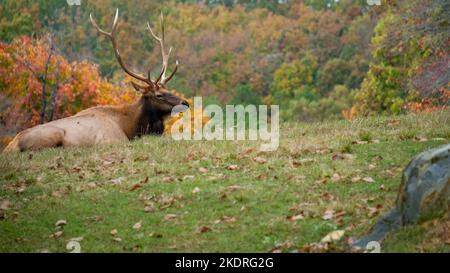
[134,97,168,137]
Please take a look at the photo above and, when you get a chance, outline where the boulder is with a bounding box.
[353,143,450,248]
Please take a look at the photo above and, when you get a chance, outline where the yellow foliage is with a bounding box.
[163,96,210,136]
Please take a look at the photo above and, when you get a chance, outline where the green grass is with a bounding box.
[0,110,449,253]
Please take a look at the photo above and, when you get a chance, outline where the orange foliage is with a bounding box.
[163,95,210,136]
[342,106,357,120]
[0,36,137,132]
[406,86,449,113]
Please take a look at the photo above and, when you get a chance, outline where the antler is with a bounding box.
[90,9,155,86]
[147,12,179,85]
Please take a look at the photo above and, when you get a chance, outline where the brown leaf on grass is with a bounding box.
[110,229,118,236]
[196,226,211,234]
[157,195,176,210]
[314,179,328,186]
[362,177,375,183]
[130,184,142,191]
[55,220,67,227]
[321,230,345,243]
[50,231,63,238]
[320,192,334,201]
[164,214,177,221]
[256,173,267,180]
[226,165,238,170]
[332,153,354,161]
[112,237,122,242]
[132,222,142,230]
[162,176,174,183]
[253,157,267,164]
[322,210,335,220]
[86,182,97,189]
[218,192,227,200]
[183,175,195,181]
[144,203,156,213]
[372,155,384,161]
[227,185,243,191]
[240,148,256,156]
[368,204,384,218]
[287,213,304,221]
[388,119,400,126]
[213,216,236,224]
[351,176,361,182]
[192,187,201,194]
[352,140,368,145]
[379,184,386,191]
[198,167,208,173]
[109,177,124,185]
[0,199,12,210]
[270,240,293,253]
[316,148,332,155]
[331,173,342,182]
[134,155,149,161]
[292,158,315,167]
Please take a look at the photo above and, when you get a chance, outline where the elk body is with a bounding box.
[4,9,188,153]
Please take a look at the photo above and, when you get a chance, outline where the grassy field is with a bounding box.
[0,110,449,253]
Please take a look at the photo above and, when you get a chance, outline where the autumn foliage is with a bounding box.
[0,36,137,133]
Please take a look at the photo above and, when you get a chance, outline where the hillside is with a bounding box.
[0,110,449,252]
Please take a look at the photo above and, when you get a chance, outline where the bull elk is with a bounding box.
[4,9,189,153]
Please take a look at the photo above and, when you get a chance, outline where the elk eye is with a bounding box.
[156,94,163,99]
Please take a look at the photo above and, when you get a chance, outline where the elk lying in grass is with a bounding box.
[4,9,189,153]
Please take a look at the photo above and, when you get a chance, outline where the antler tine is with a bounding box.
[90,9,150,84]
[147,12,178,85]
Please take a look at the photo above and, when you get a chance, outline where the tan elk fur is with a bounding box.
[4,9,188,152]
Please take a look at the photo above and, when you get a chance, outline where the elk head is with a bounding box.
[90,9,189,114]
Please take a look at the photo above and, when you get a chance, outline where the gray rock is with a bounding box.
[353,143,450,248]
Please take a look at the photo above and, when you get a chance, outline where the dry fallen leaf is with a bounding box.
[164,214,177,221]
[321,230,345,243]
[110,177,124,185]
[227,185,243,191]
[183,175,195,181]
[162,176,174,183]
[196,226,211,234]
[50,231,63,238]
[110,229,118,236]
[352,140,368,145]
[331,154,353,161]
[287,213,304,221]
[130,184,142,191]
[368,204,384,218]
[68,237,84,242]
[198,167,208,173]
[133,222,142,230]
[112,237,122,242]
[86,182,97,189]
[362,177,375,183]
[192,187,201,194]
[0,199,12,210]
[292,158,315,167]
[351,176,361,182]
[227,165,238,170]
[55,220,67,227]
[331,173,342,182]
[322,210,335,220]
[253,157,267,164]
